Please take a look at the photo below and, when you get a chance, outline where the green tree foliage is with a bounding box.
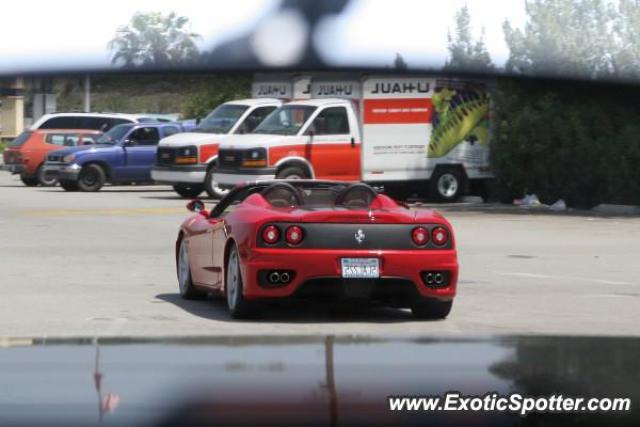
[503,0,640,79]
[503,0,615,78]
[444,6,494,71]
[612,0,640,78]
[181,75,251,119]
[492,79,640,207]
[54,74,251,118]
[109,12,200,67]
[494,0,640,207]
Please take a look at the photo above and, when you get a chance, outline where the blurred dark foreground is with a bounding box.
[0,334,638,427]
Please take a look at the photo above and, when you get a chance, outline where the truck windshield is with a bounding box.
[193,104,249,134]
[253,105,317,136]
[96,124,134,144]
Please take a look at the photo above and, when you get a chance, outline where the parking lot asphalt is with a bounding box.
[1,172,639,339]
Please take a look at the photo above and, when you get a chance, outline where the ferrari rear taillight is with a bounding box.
[431,226,449,246]
[411,226,429,246]
[262,225,280,244]
[285,225,304,245]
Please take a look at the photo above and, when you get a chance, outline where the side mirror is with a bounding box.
[306,125,315,138]
[186,199,207,216]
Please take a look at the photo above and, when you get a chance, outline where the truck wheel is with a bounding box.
[77,164,106,192]
[276,166,307,180]
[226,245,259,319]
[20,174,39,187]
[430,168,463,202]
[177,238,206,300]
[173,184,204,198]
[37,165,57,187]
[60,180,79,191]
[411,299,453,320]
[204,167,230,199]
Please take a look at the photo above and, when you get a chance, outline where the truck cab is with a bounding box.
[213,98,362,184]
[44,122,186,192]
[151,98,282,199]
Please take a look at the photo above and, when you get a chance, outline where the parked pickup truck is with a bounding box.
[44,122,188,192]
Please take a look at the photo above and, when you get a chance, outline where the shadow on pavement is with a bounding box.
[155,293,417,323]
[416,203,640,218]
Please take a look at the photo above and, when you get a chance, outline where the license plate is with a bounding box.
[341,258,379,279]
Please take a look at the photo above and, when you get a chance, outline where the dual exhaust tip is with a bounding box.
[268,270,292,285]
[423,272,446,286]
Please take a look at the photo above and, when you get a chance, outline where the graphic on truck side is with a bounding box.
[428,85,490,158]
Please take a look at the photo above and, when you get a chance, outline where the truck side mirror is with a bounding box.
[306,124,315,138]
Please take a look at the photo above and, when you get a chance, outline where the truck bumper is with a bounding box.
[0,163,24,174]
[42,163,81,181]
[151,165,206,184]
[240,248,458,301]
[212,167,277,185]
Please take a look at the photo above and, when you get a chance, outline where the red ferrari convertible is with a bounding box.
[176,181,459,319]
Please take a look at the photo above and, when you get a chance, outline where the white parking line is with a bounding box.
[498,272,635,286]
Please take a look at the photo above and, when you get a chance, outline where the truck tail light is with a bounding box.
[431,226,449,246]
[285,225,304,245]
[262,225,280,244]
[411,226,429,246]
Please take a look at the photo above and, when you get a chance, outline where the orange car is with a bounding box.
[1,129,102,186]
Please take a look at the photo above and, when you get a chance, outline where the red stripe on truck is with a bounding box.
[363,98,433,124]
[200,143,219,163]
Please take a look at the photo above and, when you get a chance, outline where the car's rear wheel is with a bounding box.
[411,299,453,320]
[59,180,79,191]
[20,174,39,187]
[177,238,206,300]
[204,165,230,199]
[173,184,204,198]
[36,165,57,187]
[77,164,106,192]
[226,245,258,319]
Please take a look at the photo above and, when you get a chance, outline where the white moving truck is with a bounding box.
[213,75,492,200]
[151,75,311,198]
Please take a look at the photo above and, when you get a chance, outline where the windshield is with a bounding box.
[253,105,316,136]
[8,131,33,147]
[193,104,248,134]
[95,124,133,143]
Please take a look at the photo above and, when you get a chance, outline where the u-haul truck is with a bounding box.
[212,75,492,200]
[151,75,311,199]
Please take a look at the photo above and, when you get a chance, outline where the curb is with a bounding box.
[592,204,640,215]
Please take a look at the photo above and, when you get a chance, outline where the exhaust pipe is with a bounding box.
[425,273,434,284]
[268,271,280,284]
[434,273,444,285]
[280,272,291,283]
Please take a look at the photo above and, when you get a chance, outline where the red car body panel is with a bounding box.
[178,187,459,304]
[3,129,102,177]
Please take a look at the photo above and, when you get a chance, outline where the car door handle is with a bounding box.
[351,137,355,147]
